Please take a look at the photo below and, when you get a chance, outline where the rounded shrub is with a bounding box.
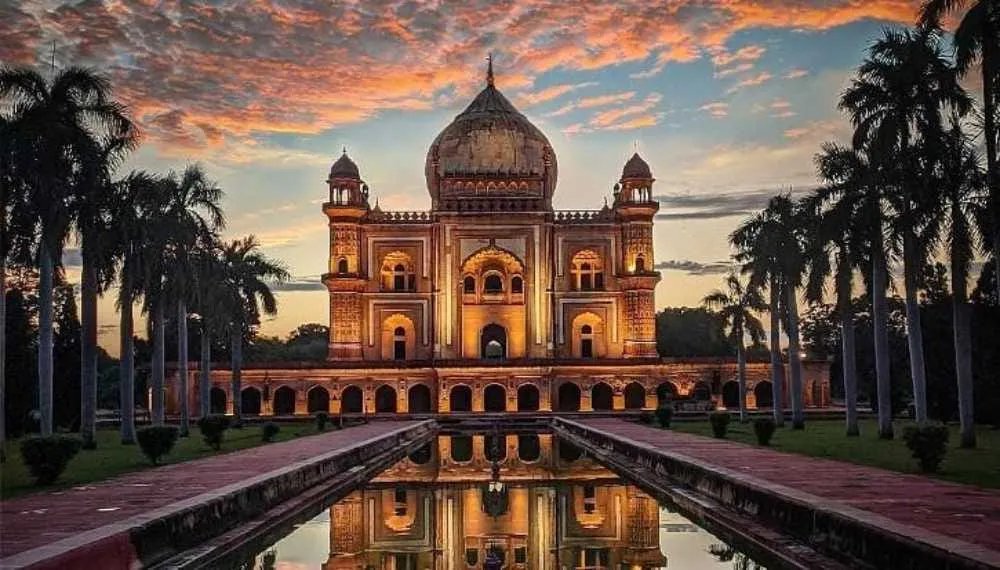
[261,422,281,442]
[753,418,777,446]
[136,425,179,465]
[902,425,950,473]
[315,412,329,432]
[20,435,82,485]
[709,412,731,439]
[637,411,654,425]
[197,414,231,451]
[655,405,674,428]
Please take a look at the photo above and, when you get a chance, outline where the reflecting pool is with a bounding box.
[228,434,766,570]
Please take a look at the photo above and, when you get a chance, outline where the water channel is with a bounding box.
[211,432,769,570]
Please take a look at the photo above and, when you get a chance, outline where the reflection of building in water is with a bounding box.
[324,436,666,569]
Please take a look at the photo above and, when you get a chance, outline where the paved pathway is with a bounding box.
[0,421,420,560]
[581,418,1000,555]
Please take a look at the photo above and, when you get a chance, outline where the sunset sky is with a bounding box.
[1,1,936,353]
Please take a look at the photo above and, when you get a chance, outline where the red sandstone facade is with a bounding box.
[168,65,830,417]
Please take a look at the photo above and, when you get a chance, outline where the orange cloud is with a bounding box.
[699,102,730,118]
[0,0,919,153]
[547,91,637,116]
[784,68,810,79]
[589,93,662,128]
[727,72,774,93]
[516,82,597,106]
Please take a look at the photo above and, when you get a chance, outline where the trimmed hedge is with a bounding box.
[20,435,82,485]
[709,412,731,438]
[903,425,950,473]
[315,412,329,432]
[655,405,673,428]
[261,422,281,443]
[753,418,777,446]
[197,414,231,451]
[136,426,179,465]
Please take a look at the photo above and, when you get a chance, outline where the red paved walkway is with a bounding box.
[0,421,420,559]
[582,418,1000,556]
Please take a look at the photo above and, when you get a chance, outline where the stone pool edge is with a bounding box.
[553,417,1000,570]
[0,420,438,570]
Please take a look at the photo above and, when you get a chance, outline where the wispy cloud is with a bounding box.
[516,81,597,106]
[655,187,815,220]
[546,91,636,117]
[784,68,810,79]
[699,101,729,118]
[656,259,733,275]
[726,71,773,94]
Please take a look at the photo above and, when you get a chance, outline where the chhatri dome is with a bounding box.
[425,57,557,210]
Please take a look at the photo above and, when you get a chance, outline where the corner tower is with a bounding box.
[614,153,660,357]
[322,150,369,360]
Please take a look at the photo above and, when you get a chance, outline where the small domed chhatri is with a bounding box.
[329,148,361,180]
[425,56,557,210]
[621,152,652,180]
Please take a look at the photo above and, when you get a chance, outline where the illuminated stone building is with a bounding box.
[323,435,666,570]
[171,63,831,417]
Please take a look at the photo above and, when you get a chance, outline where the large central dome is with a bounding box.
[425,65,557,210]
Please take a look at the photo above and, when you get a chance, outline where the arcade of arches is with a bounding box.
[171,360,830,416]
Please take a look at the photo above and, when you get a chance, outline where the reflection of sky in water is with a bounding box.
[255,490,763,569]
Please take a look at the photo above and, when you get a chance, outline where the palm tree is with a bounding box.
[114,171,160,444]
[841,27,972,426]
[920,0,1000,300]
[220,236,289,424]
[1,65,134,435]
[805,148,869,436]
[932,119,986,447]
[193,240,220,419]
[161,165,224,435]
[142,180,172,427]
[703,271,766,422]
[731,207,786,426]
[76,131,138,446]
[732,195,809,428]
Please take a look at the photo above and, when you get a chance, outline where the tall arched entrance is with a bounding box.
[591,382,613,411]
[408,384,433,413]
[341,385,363,414]
[210,387,227,414]
[273,386,296,415]
[484,384,507,412]
[480,324,507,359]
[241,387,262,415]
[517,384,540,412]
[722,381,739,409]
[307,387,330,414]
[557,382,581,412]
[375,385,397,413]
[624,382,645,410]
[450,385,472,412]
[754,381,774,408]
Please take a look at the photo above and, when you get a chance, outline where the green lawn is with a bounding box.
[670,419,1000,489]
[1,422,320,499]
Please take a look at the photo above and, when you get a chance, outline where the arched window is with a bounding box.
[481,324,507,360]
[393,326,406,360]
[393,264,407,291]
[571,250,604,291]
[463,275,476,294]
[337,258,349,274]
[635,255,646,273]
[581,324,594,359]
[484,273,503,294]
[511,275,523,294]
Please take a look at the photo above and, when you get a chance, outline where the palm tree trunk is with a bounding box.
[951,236,976,449]
[1,256,7,461]
[38,243,54,436]
[80,251,99,448]
[119,275,136,444]
[736,334,747,423]
[785,284,805,429]
[177,300,189,436]
[231,327,243,424]
[836,258,859,436]
[982,40,999,301]
[902,228,928,425]
[150,295,165,425]
[768,280,785,426]
[872,228,894,439]
[199,322,211,419]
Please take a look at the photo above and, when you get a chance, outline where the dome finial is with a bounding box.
[486,53,494,87]
[342,146,347,155]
